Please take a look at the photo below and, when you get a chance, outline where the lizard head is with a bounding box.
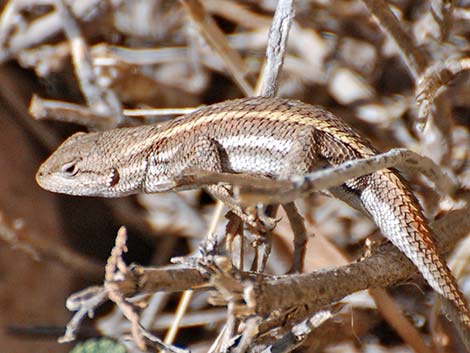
[36,131,140,197]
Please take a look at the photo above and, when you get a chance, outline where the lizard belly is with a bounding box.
[219,135,293,177]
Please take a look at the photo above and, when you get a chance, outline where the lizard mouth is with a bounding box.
[35,170,75,195]
[35,162,67,194]
[35,167,54,192]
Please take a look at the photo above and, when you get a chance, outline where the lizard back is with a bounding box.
[36,97,470,342]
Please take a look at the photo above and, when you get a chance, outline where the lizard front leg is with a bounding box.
[173,135,277,232]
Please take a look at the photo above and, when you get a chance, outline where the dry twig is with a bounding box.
[174,148,455,205]
[416,57,470,127]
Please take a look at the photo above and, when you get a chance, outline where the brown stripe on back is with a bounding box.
[153,97,375,156]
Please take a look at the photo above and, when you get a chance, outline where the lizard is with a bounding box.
[36,96,470,346]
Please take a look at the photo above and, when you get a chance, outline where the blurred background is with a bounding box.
[1,0,470,352]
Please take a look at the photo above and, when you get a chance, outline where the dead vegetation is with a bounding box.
[1,0,470,352]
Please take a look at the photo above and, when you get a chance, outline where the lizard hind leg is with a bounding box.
[278,128,320,273]
[278,127,323,180]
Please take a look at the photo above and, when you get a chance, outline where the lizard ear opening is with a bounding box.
[108,168,120,187]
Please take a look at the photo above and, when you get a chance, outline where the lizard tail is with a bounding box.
[360,169,470,350]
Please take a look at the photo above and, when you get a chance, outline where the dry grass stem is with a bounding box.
[416,57,470,128]
[282,202,307,273]
[252,308,338,352]
[361,0,427,79]
[123,107,198,117]
[256,0,294,97]
[180,0,253,96]
[54,0,123,128]
[29,95,117,128]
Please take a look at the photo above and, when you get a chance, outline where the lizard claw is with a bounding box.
[246,212,278,233]
[256,214,278,232]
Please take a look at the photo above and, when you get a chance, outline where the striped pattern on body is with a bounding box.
[36,97,470,334]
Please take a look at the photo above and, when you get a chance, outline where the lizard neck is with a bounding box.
[94,125,174,196]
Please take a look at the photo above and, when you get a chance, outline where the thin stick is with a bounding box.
[164,200,225,344]
[180,0,254,96]
[124,107,198,117]
[59,286,108,343]
[54,0,123,127]
[430,0,455,40]
[282,202,307,273]
[256,0,294,97]
[252,309,336,352]
[251,204,470,316]
[416,57,470,127]
[175,148,455,205]
[163,289,194,344]
[361,0,426,79]
[29,95,115,129]
[203,0,272,29]
[0,0,102,63]
[207,201,226,244]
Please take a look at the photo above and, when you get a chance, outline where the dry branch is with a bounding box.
[180,0,253,96]
[54,0,123,128]
[30,95,117,129]
[62,202,470,351]
[252,204,470,316]
[361,0,427,79]
[173,148,455,205]
[416,57,470,126]
[257,0,294,97]
[0,0,107,62]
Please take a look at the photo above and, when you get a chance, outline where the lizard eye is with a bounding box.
[61,161,80,177]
